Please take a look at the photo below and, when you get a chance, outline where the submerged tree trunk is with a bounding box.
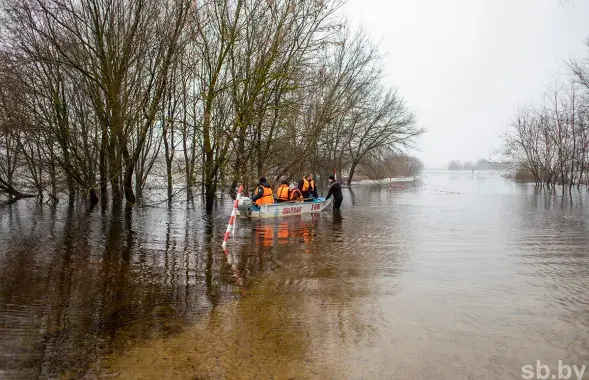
[6,171,14,203]
[204,180,216,213]
[89,187,99,205]
[163,120,174,206]
[347,161,359,187]
[99,119,108,191]
[123,165,136,204]
[67,177,76,205]
[166,158,173,206]
[134,164,143,204]
[0,177,35,203]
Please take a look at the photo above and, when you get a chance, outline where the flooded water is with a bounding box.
[1,170,589,379]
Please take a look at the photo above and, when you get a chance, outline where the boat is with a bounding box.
[237,195,253,208]
[243,197,332,218]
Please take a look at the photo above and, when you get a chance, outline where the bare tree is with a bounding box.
[3,0,192,205]
[344,87,421,186]
[503,55,589,192]
[0,0,423,208]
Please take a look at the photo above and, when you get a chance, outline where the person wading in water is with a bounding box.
[325,174,343,210]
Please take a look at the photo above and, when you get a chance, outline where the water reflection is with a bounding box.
[332,210,343,242]
[347,186,356,206]
[0,204,235,379]
[2,171,589,379]
[103,200,401,379]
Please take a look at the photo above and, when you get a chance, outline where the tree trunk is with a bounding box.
[256,127,263,178]
[49,159,57,204]
[1,177,35,203]
[204,180,216,213]
[7,171,14,203]
[100,124,108,203]
[233,121,247,186]
[347,161,359,187]
[163,121,173,206]
[135,163,143,203]
[68,176,76,205]
[186,167,193,203]
[166,158,173,206]
[123,165,136,204]
[110,138,122,202]
[89,187,99,205]
[120,138,136,204]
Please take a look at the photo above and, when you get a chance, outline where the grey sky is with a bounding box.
[343,0,589,168]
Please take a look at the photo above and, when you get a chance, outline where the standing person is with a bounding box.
[275,180,290,203]
[325,174,343,210]
[298,173,317,201]
[252,177,274,206]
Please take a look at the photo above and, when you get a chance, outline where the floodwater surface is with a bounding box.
[1,171,589,379]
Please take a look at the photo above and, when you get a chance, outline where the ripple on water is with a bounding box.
[2,173,589,378]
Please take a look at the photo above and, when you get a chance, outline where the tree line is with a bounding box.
[447,159,499,171]
[502,39,589,193]
[0,0,423,210]
[355,154,422,180]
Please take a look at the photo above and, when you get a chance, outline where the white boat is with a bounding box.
[244,197,332,218]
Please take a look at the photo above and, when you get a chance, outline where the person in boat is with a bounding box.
[275,179,290,203]
[298,173,317,201]
[325,174,343,210]
[289,184,303,202]
[251,177,274,206]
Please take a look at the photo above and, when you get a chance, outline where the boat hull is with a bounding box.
[245,198,332,218]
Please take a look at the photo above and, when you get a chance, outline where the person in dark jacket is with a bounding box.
[251,177,274,206]
[298,173,318,201]
[325,174,343,210]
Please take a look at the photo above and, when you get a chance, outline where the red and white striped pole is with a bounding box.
[222,185,243,248]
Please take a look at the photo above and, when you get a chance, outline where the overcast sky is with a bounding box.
[342,0,589,169]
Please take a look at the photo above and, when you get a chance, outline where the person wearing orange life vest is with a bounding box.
[275,180,290,203]
[252,177,274,206]
[289,184,303,201]
[298,173,318,201]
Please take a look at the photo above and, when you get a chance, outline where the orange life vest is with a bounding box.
[276,184,290,201]
[302,178,315,192]
[289,188,303,201]
[255,185,274,205]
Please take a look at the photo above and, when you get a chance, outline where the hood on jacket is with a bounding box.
[259,177,270,187]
